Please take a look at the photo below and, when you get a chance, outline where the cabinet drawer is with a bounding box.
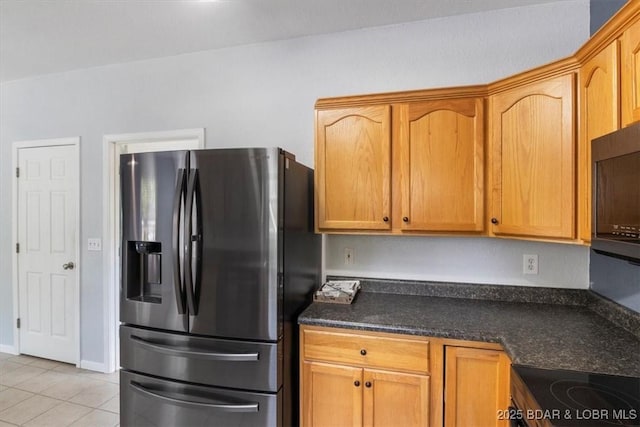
[302,328,429,374]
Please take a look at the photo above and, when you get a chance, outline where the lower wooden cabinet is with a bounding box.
[444,346,511,427]
[300,325,511,427]
[300,326,431,427]
[302,362,363,427]
[364,369,430,427]
[302,361,429,427]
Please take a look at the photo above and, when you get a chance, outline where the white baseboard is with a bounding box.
[80,359,109,373]
[0,344,18,355]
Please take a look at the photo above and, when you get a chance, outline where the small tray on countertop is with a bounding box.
[313,280,361,304]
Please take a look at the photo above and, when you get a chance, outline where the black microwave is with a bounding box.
[591,122,640,263]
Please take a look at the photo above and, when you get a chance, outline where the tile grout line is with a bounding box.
[0,352,119,426]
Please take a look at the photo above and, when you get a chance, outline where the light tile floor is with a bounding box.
[0,352,119,427]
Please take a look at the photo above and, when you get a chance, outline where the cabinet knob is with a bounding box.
[365,381,372,388]
[403,217,409,222]
[360,349,367,356]
[491,218,499,225]
[354,380,360,387]
[383,217,389,222]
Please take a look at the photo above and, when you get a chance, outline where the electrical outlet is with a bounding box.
[88,238,102,251]
[344,248,354,265]
[523,254,538,275]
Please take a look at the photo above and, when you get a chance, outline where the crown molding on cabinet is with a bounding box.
[316,1,640,108]
[576,0,640,63]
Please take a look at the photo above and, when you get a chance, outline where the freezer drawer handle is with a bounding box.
[130,335,260,361]
[129,381,259,412]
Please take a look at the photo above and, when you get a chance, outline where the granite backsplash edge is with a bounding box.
[326,276,640,339]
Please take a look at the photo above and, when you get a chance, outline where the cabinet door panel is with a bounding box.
[444,347,510,427]
[397,99,484,232]
[579,42,619,242]
[301,361,362,427]
[316,106,391,231]
[622,19,640,127]
[363,369,429,427]
[490,75,575,239]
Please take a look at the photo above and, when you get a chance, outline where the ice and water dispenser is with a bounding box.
[124,241,162,303]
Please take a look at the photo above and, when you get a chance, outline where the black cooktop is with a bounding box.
[513,366,640,427]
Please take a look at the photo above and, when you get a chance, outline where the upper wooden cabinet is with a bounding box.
[489,74,575,240]
[315,106,391,231]
[578,42,620,242]
[621,17,640,127]
[315,94,485,234]
[314,1,640,245]
[394,99,484,232]
[576,2,640,243]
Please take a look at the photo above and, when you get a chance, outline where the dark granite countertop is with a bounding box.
[299,284,640,378]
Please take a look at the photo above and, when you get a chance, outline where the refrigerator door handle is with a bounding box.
[172,168,187,314]
[130,335,260,361]
[129,381,260,412]
[184,169,199,315]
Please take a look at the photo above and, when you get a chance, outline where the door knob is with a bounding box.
[62,262,75,270]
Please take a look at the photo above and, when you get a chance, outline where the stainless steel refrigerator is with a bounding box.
[119,148,320,427]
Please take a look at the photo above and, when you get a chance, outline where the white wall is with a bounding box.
[326,236,589,288]
[0,1,590,366]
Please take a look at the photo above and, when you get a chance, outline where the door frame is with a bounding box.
[102,129,205,373]
[11,137,81,365]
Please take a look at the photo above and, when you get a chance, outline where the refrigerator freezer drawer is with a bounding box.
[120,325,282,392]
[121,370,282,427]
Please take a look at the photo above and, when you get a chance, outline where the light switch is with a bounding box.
[88,238,102,251]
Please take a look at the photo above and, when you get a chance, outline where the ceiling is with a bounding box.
[0,0,564,83]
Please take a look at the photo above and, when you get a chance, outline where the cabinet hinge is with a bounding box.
[16,243,20,254]
[16,318,20,329]
[16,167,19,178]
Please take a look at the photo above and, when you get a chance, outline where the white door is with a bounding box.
[17,144,78,364]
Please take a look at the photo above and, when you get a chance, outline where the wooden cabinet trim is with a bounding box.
[440,337,503,350]
[488,57,579,95]
[301,324,431,341]
[316,86,488,109]
[576,1,640,64]
[621,18,640,126]
[577,42,620,242]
